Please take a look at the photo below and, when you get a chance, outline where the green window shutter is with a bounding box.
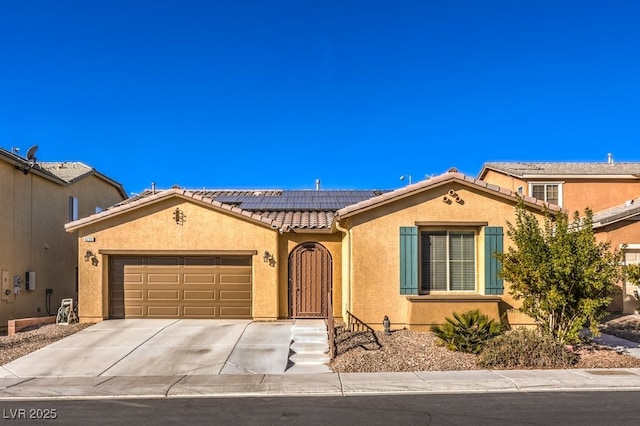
[484,226,504,295]
[400,226,419,295]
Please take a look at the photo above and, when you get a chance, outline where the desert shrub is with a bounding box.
[477,328,578,369]
[431,309,503,354]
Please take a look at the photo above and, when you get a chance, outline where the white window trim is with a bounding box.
[528,182,563,207]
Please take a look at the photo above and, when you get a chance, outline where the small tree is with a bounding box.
[496,201,624,344]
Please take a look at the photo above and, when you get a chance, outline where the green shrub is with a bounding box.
[431,309,503,354]
[478,328,578,369]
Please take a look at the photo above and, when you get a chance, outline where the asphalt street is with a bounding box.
[1,392,638,426]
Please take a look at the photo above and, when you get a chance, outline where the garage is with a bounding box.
[109,255,252,319]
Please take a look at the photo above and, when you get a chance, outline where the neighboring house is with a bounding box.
[479,157,640,314]
[65,171,557,330]
[593,199,640,313]
[477,155,640,213]
[0,147,127,330]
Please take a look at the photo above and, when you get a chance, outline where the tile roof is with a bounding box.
[592,197,640,228]
[68,174,562,232]
[39,162,94,182]
[480,162,640,178]
[336,172,562,218]
[69,188,384,232]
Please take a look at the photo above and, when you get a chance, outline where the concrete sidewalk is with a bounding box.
[1,368,640,399]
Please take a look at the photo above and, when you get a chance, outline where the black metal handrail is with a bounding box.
[346,310,382,348]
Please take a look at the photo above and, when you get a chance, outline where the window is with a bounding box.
[69,197,78,221]
[530,183,561,206]
[421,230,475,292]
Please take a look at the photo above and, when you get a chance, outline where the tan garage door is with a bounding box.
[109,256,252,319]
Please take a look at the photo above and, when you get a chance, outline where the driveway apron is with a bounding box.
[0,319,294,378]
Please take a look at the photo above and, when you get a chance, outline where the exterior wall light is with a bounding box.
[263,251,276,266]
[84,250,99,266]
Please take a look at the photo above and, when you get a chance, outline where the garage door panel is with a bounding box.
[148,257,180,266]
[184,257,216,266]
[220,290,252,301]
[124,273,143,284]
[184,274,215,284]
[147,273,180,284]
[220,274,252,284]
[147,289,180,300]
[125,305,144,317]
[183,306,216,316]
[220,257,251,266]
[110,255,252,319]
[147,306,180,317]
[184,290,216,300]
[124,289,144,300]
[220,306,251,318]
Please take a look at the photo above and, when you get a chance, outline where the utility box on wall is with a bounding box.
[26,271,35,291]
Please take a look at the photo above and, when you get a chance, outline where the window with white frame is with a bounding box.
[529,183,562,206]
[421,230,476,292]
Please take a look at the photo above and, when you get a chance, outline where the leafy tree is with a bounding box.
[496,201,624,344]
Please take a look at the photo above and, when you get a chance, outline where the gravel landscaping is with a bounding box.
[0,323,93,365]
[330,314,640,373]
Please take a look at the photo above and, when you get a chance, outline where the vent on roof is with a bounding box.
[608,153,614,165]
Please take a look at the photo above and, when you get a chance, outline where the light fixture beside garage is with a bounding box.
[263,251,275,266]
[84,250,99,266]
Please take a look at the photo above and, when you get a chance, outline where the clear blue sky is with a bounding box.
[2,1,640,195]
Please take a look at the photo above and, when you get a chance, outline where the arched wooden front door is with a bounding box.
[289,242,332,318]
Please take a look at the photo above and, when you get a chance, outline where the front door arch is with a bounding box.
[289,242,332,318]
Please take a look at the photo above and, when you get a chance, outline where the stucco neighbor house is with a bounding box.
[478,158,640,314]
[0,147,127,330]
[65,171,559,330]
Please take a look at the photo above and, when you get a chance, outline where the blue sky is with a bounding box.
[2,1,640,195]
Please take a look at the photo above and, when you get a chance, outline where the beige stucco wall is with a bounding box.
[343,182,545,330]
[0,161,124,329]
[75,196,348,322]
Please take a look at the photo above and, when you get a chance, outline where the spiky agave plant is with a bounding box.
[431,309,503,354]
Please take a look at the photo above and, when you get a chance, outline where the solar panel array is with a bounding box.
[207,189,387,211]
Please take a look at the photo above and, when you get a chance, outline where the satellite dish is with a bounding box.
[26,145,38,161]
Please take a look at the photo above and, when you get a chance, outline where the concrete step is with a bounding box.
[290,341,329,354]
[291,332,329,344]
[289,352,330,365]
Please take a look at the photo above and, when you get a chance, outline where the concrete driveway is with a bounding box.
[0,319,294,378]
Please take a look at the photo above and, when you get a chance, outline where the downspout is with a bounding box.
[334,217,352,316]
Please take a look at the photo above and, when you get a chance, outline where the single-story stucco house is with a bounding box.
[65,171,560,330]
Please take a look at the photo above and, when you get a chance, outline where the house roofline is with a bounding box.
[65,188,284,232]
[335,172,561,220]
[0,148,68,185]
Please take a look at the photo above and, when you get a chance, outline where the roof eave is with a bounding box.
[65,189,281,232]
